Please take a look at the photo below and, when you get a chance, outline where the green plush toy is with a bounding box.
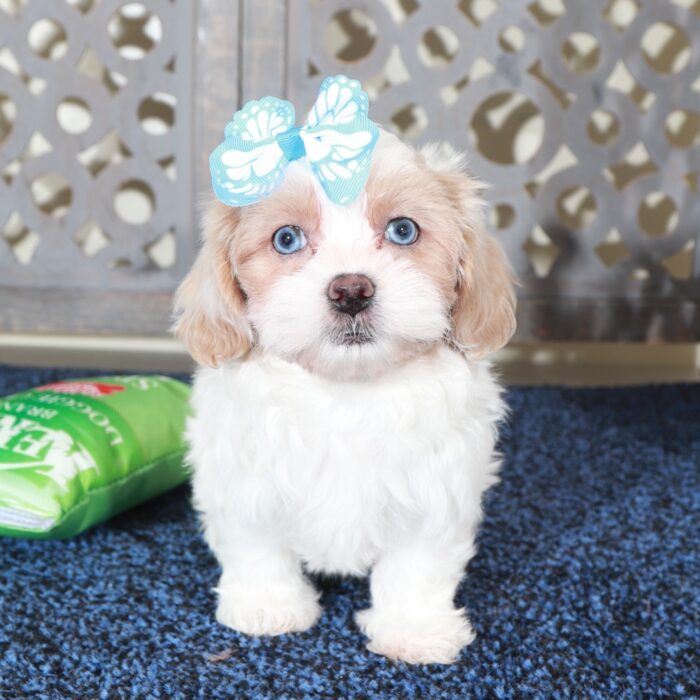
[0,375,190,538]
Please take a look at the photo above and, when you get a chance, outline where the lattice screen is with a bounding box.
[288,0,700,341]
[2,0,700,340]
[0,0,194,333]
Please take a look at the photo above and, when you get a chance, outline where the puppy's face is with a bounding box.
[175,132,515,380]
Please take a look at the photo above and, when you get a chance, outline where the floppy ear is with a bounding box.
[452,220,517,358]
[172,200,252,367]
[422,144,517,358]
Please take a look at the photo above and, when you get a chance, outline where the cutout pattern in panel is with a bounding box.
[0,0,193,290]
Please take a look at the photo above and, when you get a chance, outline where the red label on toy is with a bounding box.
[37,382,126,398]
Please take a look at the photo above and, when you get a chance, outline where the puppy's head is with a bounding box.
[174,131,516,379]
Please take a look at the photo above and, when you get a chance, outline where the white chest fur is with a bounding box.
[187,346,505,575]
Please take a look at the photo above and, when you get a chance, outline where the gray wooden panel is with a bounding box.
[3,0,700,342]
[0,287,174,335]
[240,0,288,103]
[194,0,241,196]
[1,0,197,333]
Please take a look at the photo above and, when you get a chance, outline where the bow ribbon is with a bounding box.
[210,75,379,207]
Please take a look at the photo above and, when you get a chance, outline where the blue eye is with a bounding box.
[272,225,307,255]
[385,217,419,246]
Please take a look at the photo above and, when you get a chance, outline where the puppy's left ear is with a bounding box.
[423,144,517,358]
[452,223,517,358]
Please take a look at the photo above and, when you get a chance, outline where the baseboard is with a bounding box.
[0,335,698,385]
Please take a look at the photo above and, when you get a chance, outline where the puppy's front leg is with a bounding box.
[356,539,476,664]
[212,527,322,637]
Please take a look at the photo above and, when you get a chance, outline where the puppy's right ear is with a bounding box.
[172,200,252,367]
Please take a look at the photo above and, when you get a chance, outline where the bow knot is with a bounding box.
[276,127,306,162]
[210,75,379,207]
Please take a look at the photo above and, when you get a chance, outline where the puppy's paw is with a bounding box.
[216,582,322,637]
[355,606,475,664]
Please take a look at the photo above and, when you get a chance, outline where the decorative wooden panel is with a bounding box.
[287,0,700,341]
[0,0,195,333]
[2,0,700,341]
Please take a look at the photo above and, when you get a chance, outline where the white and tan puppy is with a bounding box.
[173,130,516,664]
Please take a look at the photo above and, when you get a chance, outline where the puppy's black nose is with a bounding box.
[327,274,375,316]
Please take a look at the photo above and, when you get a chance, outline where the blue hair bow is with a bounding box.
[210,75,379,207]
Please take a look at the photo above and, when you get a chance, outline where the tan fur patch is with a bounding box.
[368,156,462,303]
[172,202,251,367]
[438,169,517,357]
[234,175,321,299]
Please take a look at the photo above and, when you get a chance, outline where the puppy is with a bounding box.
[173,129,516,664]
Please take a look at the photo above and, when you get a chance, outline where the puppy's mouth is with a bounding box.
[327,317,376,346]
[339,329,374,346]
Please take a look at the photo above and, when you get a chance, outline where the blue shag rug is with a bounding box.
[0,364,699,699]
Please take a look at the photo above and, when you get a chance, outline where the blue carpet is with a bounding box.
[1,364,699,699]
